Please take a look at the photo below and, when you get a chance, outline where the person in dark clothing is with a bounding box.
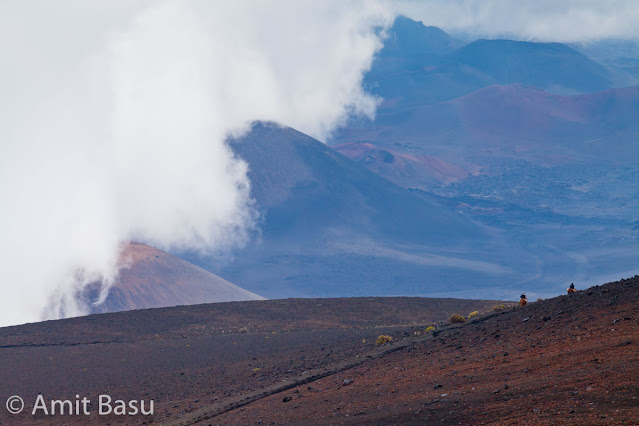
[567,283,576,294]
[519,293,527,307]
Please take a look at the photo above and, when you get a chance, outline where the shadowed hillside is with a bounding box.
[181,122,533,300]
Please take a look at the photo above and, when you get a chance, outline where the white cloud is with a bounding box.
[396,0,639,42]
[0,0,393,326]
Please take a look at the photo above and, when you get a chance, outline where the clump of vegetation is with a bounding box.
[238,327,249,333]
[467,311,479,319]
[424,325,435,333]
[448,314,466,324]
[376,335,393,345]
[537,298,544,302]
[491,304,507,312]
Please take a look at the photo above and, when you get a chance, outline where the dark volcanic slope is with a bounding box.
[229,122,481,243]
[193,121,520,299]
[87,242,264,314]
[0,297,499,425]
[214,277,639,425]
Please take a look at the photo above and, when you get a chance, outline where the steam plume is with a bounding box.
[0,1,393,326]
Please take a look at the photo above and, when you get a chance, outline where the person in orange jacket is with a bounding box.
[519,293,527,307]
[567,283,576,294]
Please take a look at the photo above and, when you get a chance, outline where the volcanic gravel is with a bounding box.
[0,296,499,424]
[212,277,639,425]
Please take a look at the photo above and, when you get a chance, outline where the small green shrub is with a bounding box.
[424,326,435,333]
[448,314,466,324]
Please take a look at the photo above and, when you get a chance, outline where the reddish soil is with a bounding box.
[211,277,639,425]
[0,296,499,424]
[1,278,637,425]
[85,242,263,314]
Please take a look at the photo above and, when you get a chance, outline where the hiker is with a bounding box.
[519,293,527,307]
[567,283,576,294]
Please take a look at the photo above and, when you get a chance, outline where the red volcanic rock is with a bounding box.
[89,242,264,313]
[334,141,468,188]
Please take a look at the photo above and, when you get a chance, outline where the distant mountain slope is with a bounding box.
[334,84,639,165]
[444,39,613,93]
[366,16,461,76]
[365,18,616,104]
[449,84,639,159]
[229,122,481,243]
[88,242,264,314]
[183,122,533,299]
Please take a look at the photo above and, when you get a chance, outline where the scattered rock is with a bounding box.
[542,316,551,322]
[434,384,443,389]
[282,396,293,402]
[522,317,530,322]
[343,379,354,386]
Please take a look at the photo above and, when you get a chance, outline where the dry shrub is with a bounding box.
[238,327,249,333]
[376,335,393,345]
[424,326,435,333]
[448,314,466,324]
[491,304,507,312]
[467,311,479,319]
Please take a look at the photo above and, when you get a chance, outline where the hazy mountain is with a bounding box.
[572,39,639,86]
[365,18,616,104]
[87,242,264,314]
[183,122,532,299]
[443,39,612,94]
[228,122,480,243]
[367,16,461,75]
[334,84,639,166]
[332,21,639,294]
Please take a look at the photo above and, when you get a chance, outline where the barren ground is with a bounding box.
[0,296,499,424]
[1,278,637,425]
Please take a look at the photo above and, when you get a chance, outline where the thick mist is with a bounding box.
[0,1,393,326]
[397,0,639,42]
